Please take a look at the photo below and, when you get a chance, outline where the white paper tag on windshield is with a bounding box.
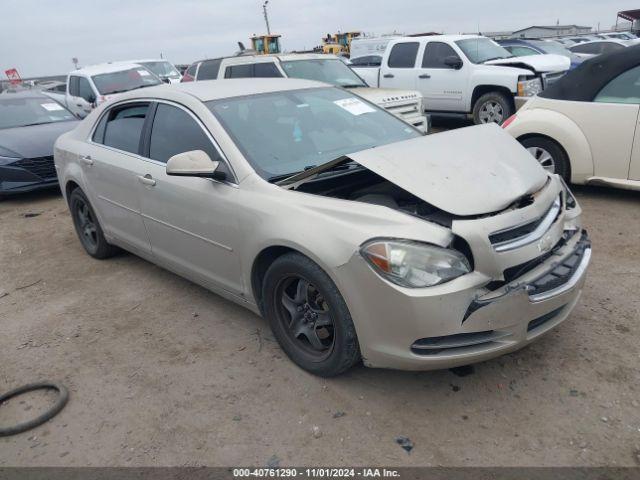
[41,102,64,111]
[137,69,150,76]
[334,97,376,116]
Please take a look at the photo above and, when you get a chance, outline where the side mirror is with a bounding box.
[161,77,171,84]
[86,94,97,104]
[166,150,227,181]
[444,56,463,70]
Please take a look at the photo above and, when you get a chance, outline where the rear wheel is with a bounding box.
[472,92,514,125]
[520,136,570,181]
[262,253,360,377]
[69,188,119,259]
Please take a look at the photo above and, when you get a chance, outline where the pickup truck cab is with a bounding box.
[353,35,570,124]
[182,53,428,132]
[65,63,162,118]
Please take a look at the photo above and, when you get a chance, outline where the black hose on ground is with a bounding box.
[0,382,69,437]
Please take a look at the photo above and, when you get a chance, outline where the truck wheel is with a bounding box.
[473,92,514,125]
[520,136,570,181]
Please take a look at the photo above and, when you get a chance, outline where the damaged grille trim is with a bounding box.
[490,195,562,252]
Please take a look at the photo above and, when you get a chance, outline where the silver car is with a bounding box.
[54,79,591,376]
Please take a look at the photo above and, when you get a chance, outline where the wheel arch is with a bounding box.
[471,85,515,112]
[507,108,594,183]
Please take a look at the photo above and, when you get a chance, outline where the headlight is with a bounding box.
[0,155,20,166]
[360,239,471,288]
[517,77,543,97]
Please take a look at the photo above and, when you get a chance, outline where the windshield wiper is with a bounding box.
[341,83,367,89]
[19,121,56,127]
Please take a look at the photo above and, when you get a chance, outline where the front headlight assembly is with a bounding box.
[517,77,543,97]
[361,239,471,288]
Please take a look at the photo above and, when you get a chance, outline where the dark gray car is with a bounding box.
[0,91,79,195]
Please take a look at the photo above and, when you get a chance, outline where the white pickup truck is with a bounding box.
[352,35,570,124]
[183,53,429,132]
[53,63,162,118]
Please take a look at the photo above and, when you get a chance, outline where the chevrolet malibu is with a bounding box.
[54,79,591,376]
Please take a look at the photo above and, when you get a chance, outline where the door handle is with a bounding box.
[76,103,83,107]
[79,155,93,166]
[137,174,156,187]
[419,74,431,79]
[383,73,395,78]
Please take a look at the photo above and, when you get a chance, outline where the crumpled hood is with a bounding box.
[485,54,570,73]
[0,120,79,159]
[347,124,548,216]
[350,87,422,105]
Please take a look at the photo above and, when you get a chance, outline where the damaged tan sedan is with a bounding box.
[54,79,591,376]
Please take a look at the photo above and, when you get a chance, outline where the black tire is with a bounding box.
[69,188,119,259]
[472,91,514,125]
[0,383,69,437]
[262,252,360,377]
[520,136,570,181]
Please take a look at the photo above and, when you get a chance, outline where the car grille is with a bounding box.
[489,195,562,252]
[14,156,57,180]
[528,232,590,297]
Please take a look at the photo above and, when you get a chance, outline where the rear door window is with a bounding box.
[387,42,419,68]
[197,59,222,80]
[99,103,150,154]
[254,62,283,77]
[224,64,254,78]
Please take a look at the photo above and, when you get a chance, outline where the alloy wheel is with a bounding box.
[526,146,556,173]
[275,275,335,359]
[478,101,504,124]
[74,198,98,249]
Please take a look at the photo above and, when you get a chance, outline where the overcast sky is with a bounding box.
[1,0,637,77]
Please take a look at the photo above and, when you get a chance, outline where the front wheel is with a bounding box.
[472,92,514,125]
[520,136,570,181]
[262,253,361,377]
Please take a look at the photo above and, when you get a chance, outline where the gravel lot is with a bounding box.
[0,183,639,467]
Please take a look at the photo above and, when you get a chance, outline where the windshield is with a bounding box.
[92,67,161,95]
[207,87,420,179]
[529,40,581,60]
[0,96,75,129]
[139,61,181,79]
[280,59,367,88]
[456,38,513,63]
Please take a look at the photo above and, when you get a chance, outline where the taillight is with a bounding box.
[501,114,517,129]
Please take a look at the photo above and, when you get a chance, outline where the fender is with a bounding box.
[505,108,594,184]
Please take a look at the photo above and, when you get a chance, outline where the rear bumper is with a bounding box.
[338,228,591,371]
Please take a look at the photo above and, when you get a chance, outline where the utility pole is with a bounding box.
[263,1,271,35]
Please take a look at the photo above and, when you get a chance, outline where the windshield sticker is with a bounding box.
[137,69,150,76]
[334,98,376,116]
[41,102,64,111]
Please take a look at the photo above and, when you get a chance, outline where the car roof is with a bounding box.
[70,62,147,76]
[394,34,483,42]
[572,39,627,46]
[117,78,330,102]
[541,43,640,102]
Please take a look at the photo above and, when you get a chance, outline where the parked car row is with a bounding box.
[6,36,640,377]
[181,53,429,132]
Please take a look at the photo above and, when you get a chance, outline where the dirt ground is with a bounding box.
[0,184,639,467]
